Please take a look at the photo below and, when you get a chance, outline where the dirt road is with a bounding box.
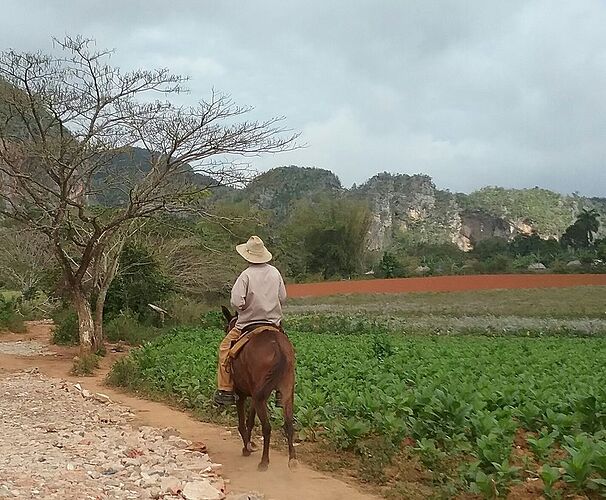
[0,323,378,500]
[286,273,606,298]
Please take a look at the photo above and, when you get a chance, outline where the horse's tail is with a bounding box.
[255,336,287,402]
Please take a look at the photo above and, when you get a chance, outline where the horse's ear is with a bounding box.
[221,305,233,322]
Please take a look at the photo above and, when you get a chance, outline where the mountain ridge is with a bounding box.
[232,166,605,253]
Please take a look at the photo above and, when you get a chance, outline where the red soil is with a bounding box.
[286,273,606,298]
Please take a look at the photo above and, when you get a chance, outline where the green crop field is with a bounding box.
[109,305,606,498]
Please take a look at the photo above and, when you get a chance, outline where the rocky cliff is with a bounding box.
[237,167,605,253]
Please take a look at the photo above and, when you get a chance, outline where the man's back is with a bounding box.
[231,263,287,329]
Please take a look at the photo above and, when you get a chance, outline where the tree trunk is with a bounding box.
[72,290,95,353]
[93,287,108,351]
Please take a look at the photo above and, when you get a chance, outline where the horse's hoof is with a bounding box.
[288,459,299,471]
[242,447,251,457]
[257,462,269,472]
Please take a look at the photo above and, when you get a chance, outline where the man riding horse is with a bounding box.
[214,235,287,406]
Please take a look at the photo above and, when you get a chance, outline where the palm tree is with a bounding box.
[576,209,600,244]
[561,209,601,248]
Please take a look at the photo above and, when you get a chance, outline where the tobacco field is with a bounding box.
[109,318,606,498]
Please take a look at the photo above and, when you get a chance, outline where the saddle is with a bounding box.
[228,323,283,360]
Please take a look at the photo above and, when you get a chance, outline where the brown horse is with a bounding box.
[221,306,298,471]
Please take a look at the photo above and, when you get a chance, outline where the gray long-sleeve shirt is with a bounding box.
[230,264,287,329]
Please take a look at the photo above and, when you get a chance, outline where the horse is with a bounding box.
[221,306,298,471]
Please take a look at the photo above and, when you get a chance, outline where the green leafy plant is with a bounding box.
[561,435,595,490]
[527,430,558,461]
[539,464,561,499]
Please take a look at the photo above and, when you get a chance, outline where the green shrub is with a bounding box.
[163,295,207,326]
[199,310,226,330]
[482,254,512,273]
[512,254,541,270]
[473,238,509,261]
[105,357,141,388]
[70,353,100,376]
[104,310,159,345]
[51,308,79,345]
[105,243,173,319]
[375,252,408,278]
[0,296,25,333]
[549,259,570,273]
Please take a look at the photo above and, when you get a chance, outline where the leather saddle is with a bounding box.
[228,322,283,360]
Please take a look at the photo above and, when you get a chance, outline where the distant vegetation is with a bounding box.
[2,166,604,345]
[458,186,580,236]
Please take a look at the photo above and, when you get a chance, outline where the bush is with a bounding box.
[376,252,403,278]
[70,353,100,376]
[162,295,208,326]
[481,254,512,273]
[51,308,79,345]
[473,238,509,261]
[549,260,570,273]
[0,296,25,333]
[104,310,159,345]
[199,310,225,330]
[105,357,141,388]
[105,243,173,320]
[511,254,539,271]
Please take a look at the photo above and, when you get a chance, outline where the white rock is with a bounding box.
[93,393,111,404]
[0,373,228,500]
[160,477,182,494]
[161,427,179,439]
[182,481,224,500]
[528,262,546,271]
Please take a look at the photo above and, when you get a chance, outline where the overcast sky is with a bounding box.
[2,1,606,195]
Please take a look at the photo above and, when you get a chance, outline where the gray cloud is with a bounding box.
[2,0,605,195]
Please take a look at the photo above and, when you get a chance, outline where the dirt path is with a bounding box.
[286,273,606,297]
[0,323,378,500]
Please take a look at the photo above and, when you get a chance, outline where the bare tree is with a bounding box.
[0,225,53,293]
[0,36,296,352]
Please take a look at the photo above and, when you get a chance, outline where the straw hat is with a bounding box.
[236,236,272,264]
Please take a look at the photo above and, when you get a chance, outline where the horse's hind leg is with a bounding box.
[246,405,258,451]
[236,396,251,456]
[282,395,298,469]
[279,382,298,470]
[253,399,271,471]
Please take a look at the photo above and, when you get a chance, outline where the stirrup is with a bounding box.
[214,390,236,406]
